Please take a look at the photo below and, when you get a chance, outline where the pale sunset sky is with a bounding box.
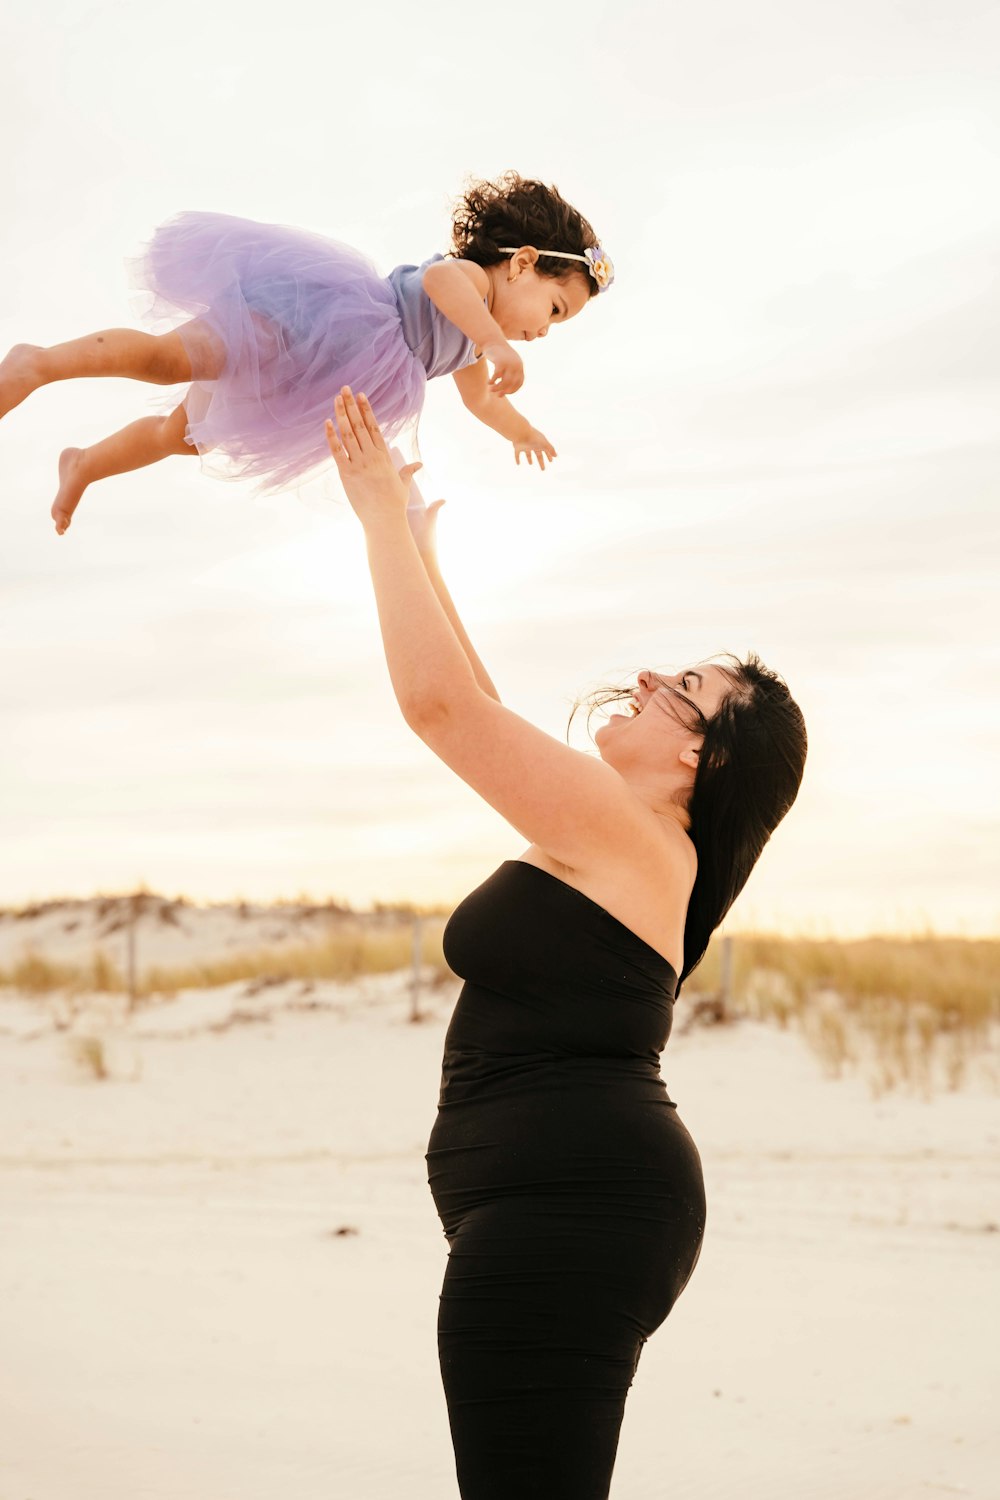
[2,0,998,935]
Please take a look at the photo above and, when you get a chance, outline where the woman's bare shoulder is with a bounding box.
[517,824,695,971]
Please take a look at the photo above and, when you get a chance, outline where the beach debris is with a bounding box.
[68,1031,142,1082]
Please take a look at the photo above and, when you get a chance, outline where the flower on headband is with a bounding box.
[585,245,614,291]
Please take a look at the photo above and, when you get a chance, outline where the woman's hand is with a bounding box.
[513,427,557,470]
[481,340,524,397]
[325,387,421,525]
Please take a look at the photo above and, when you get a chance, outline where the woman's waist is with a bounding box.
[437,1048,670,1106]
[426,1083,696,1210]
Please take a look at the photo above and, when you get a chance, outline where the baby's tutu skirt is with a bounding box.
[131,212,426,491]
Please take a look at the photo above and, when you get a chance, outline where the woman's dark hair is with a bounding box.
[450,172,601,296]
[573,654,807,992]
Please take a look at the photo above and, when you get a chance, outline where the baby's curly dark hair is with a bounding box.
[449,172,601,297]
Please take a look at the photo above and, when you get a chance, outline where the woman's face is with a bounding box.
[594,665,732,778]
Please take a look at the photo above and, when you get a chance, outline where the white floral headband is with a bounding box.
[498,245,614,292]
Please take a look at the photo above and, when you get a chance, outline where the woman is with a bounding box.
[325,389,807,1500]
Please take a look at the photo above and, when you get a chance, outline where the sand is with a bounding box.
[0,973,997,1499]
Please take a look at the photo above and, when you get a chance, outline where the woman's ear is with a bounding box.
[678,745,700,771]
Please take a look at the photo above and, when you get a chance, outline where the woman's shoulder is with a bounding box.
[523,815,696,897]
[517,826,695,972]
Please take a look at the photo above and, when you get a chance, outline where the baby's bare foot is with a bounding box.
[52,448,87,535]
[0,344,44,420]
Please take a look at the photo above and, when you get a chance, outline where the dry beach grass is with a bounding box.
[0,892,996,1094]
[695,932,999,1092]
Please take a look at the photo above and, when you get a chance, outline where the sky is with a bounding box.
[2,0,998,934]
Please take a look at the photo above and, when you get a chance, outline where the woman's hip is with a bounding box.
[426,1092,705,1231]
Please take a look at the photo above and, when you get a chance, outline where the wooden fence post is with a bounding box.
[720,935,733,1015]
[126,892,139,1013]
[409,916,424,1023]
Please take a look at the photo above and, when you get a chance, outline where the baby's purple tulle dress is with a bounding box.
[130,212,479,492]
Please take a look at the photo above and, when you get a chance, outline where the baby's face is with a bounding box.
[492,258,592,343]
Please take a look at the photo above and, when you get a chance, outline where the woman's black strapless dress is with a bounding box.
[426,861,706,1500]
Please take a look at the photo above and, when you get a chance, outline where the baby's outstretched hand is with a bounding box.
[513,428,557,471]
[482,341,524,397]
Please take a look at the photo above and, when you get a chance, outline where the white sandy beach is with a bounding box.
[0,958,997,1500]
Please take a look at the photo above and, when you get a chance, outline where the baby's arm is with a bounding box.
[452,360,557,471]
[422,259,523,396]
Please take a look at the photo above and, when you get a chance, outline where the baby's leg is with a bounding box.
[52,402,196,535]
[1,323,225,421]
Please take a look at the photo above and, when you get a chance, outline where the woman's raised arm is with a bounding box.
[405,491,501,704]
[392,450,503,702]
[325,388,673,881]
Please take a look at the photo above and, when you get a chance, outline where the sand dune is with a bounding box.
[0,891,417,972]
